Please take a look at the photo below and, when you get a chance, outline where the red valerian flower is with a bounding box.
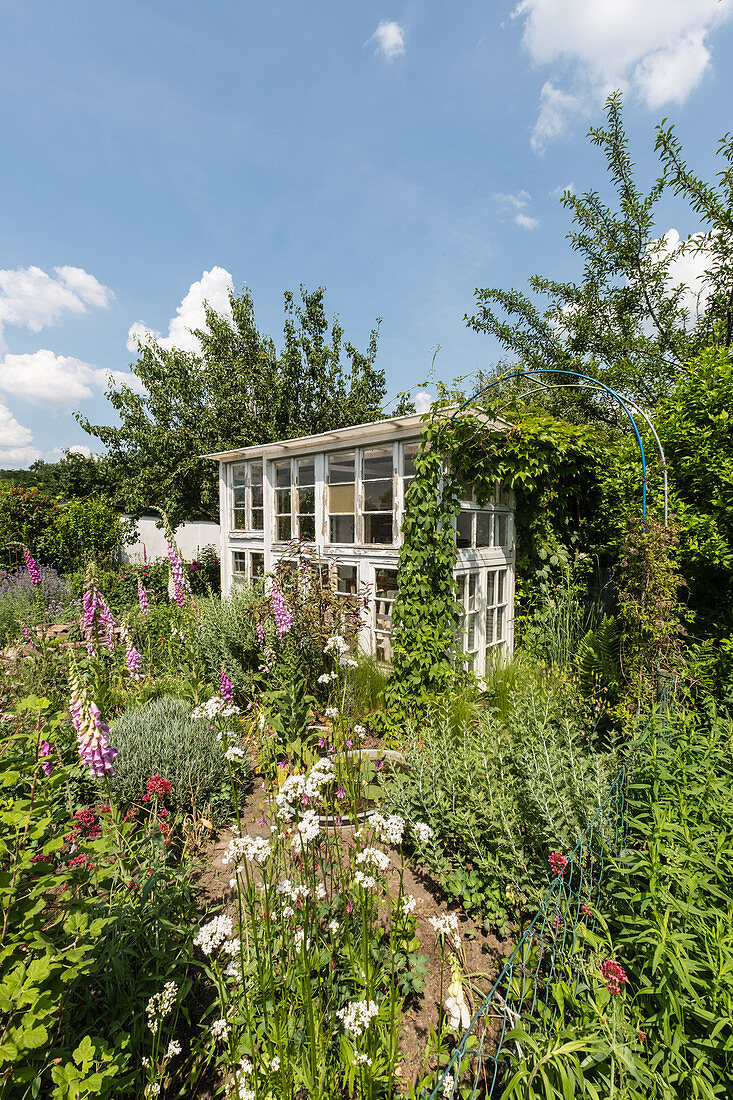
[146,775,172,799]
[32,853,51,863]
[73,809,101,838]
[69,854,93,870]
[580,903,593,918]
[548,851,568,875]
[124,808,137,821]
[600,958,628,995]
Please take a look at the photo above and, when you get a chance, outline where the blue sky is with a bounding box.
[2,0,732,466]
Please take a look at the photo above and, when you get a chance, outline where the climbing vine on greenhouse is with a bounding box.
[387,402,612,719]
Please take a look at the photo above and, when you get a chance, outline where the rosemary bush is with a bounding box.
[109,696,243,821]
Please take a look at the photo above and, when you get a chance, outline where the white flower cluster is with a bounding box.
[369,812,405,846]
[324,706,339,719]
[146,981,177,1031]
[354,870,377,890]
[212,1017,230,1042]
[336,999,379,1037]
[442,1073,455,1098]
[428,912,461,950]
[192,696,240,720]
[353,724,366,736]
[225,959,242,982]
[292,809,321,852]
[328,919,340,934]
[339,656,358,669]
[401,894,417,915]
[413,821,434,843]
[271,1055,280,1071]
[317,671,338,684]
[276,757,335,820]
[276,879,311,902]
[324,635,348,655]
[194,914,233,955]
[216,729,239,742]
[222,833,271,866]
[224,745,246,763]
[222,937,241,956]
[167,1040,182,1058]
[294,928,312,951]
[356,847,390,873]
[354,1053,373,1065]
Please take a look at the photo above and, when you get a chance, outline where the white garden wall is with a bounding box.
[119,516,221,564]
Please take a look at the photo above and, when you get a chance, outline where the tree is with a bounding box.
[467,93,733,408]
[78,286,393,526]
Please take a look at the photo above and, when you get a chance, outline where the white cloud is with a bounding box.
[127,266,234,354]
[0,265,112,349]
[531,81,582,152]
[370,20,405,60]
[515,212,540,229]
[67,444,94,458]
[494,190,531,209]
[513,0,733,147]
[0,349,146,409]
[550,182,575,198]
[652,229,713,317]
[414,390,433,413]
[0,403,41,466]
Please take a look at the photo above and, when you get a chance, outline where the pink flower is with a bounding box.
[166,536,191,609]
[126,643,143,680]
[346,901,354,914]
[70,667,119,778]
[220,669,234,704]
[271,588,294,638]
[600,958,628,995]
[82,577,115,654]
[23,547,41,586]
[548,851,568,876]
[581,903,593,918]
[146,775,172,798]
[256,622,265,647]
[137,578,149,616]
[336,787,346,800]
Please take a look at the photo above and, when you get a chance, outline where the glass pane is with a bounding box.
[467,613,477,648]
[298,486,315,513]
[336,565,358,595]
[275,461,291,488]
[468,573,477,610]
[329,483,355,513]
[363,447,392,480]
[252,508,264,532]
[299,514,316,540]
[497,569,506,604]
[250,462,263,487]
[375,634,392,664]
[456,511,473,549]
[275,489,291,515]
[486,608,496,644]
[498,482,511,507]
[233,552,247,574]
[375,605,394,630]
[495,514,508,547]
[251,483,264,508]
[403,442,419,479]
[363,479,393,511]
[364,513,393,545]
[277,516,291,541]
[234,511,246,531]
[297,458,315,486]
[497,606,505,641]
[233,486,247,509]
[330,515,354,543]
[476,512,492,547]
[251,553,264,577]
[457,481,474,503]
[328,453,355,483]
[456,574,466,603]
[486,570,496,607]
[375,569,398,599]
[232,464,247,488]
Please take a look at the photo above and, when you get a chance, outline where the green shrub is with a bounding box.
[196,586,262,696]
[50,496,132,569]
[109,696,245,821]
[0,484,61,568]
[385,680,612,925]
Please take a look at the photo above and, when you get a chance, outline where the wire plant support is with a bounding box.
[451,370,668,527]
[418,693,670,1099]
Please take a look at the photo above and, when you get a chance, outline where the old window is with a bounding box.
[274,461,292,542]
[362,446,394,545]
[232,461,263,532]
[485,566,509,664]
[296,457,316,540]
[328,452,356,544]
[374,567,398,663]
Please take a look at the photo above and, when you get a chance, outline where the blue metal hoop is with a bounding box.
[450,369,648,523]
